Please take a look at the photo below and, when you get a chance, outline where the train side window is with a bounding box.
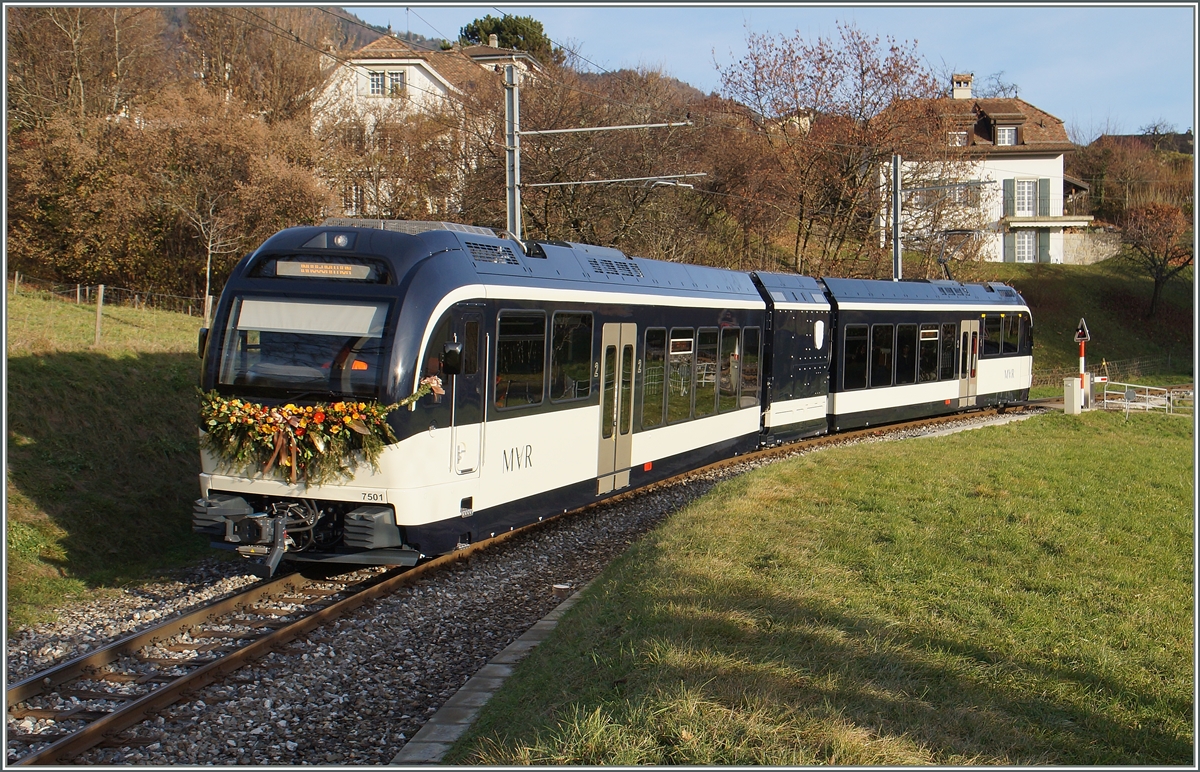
[843,325,868,390]
[550,312,593,402]
[1002,313,1020,354]
[718,326,740,412]
[982,314,1002,357]
[870,324,894,388]
[495,311,546,409]
[619,344,634,435]
[919,324,939,382]
[420,314,452,408]
[939,323,957,380]
[740,327,761,407]
[642,328,666,428]
[667,328,694,423]
[601,346,617,439]
[895,324,917,385]
[1019,314,1031,354]
[463,321,479,375]
[694,328,719,417]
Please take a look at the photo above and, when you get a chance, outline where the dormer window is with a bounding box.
[995,126,1017,146]
[948,131,968,147]
[388,71,405,97]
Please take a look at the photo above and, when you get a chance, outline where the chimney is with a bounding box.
[488,33,499,48]
[952,73,973,100]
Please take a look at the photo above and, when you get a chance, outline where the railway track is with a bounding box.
[6,404,1038,765]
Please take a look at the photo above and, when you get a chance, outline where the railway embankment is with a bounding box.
[446,409,1194,765]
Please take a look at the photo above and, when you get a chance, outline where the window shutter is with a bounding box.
[1038,178,1050,216]
[1003,232,1016,263]
[1037,230,1050,263]
[1002,178,1015,217]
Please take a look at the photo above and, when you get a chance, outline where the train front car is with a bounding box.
[823,278,1033,431]
[192,221,499,575]
[192,220,770,576]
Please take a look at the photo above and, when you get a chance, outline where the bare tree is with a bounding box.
[717,22,956,277]
[1122,203,1193,318]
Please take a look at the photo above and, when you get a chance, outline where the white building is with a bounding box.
[898,73,1093,264]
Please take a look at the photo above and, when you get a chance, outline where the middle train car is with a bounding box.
[195,219,1031,572]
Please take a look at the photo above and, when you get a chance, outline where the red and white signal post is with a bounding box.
[1075,318,1090,410]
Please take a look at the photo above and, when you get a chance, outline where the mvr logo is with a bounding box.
[502,445,534,472]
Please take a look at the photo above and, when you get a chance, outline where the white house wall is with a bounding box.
[896,153,1067,264]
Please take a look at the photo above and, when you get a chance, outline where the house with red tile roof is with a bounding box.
[894,73,1093,264]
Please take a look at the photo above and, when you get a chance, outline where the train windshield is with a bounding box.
[215,296,391,399]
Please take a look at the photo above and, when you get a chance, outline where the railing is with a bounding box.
[1097,381,1194,415]
[1034,355,1191,387]
[8,271,206,316]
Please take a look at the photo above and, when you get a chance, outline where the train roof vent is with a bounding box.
[321,218,498,237]
[937,285,971,297]
[998,288,1018,298]
[588,258,644,278]
[465,241,521,265]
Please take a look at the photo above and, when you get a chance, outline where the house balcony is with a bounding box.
[1004,215,1094,229]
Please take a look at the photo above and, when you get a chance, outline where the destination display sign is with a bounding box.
[275,260,373,280]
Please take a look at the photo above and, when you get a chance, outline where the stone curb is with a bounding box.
[390,584,589,765]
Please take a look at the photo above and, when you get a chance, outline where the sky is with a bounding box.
[345,3,1196,142]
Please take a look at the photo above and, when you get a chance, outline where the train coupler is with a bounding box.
[237,515,288,578]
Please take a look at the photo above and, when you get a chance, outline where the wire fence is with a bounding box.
[1033,355,1192,387]
[8,271,207,316]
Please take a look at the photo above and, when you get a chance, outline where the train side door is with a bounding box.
[959,319,980,407]
[597,323,636,495]
[451,310,484,475]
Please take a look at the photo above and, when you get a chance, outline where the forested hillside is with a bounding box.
[7,11,1001,299]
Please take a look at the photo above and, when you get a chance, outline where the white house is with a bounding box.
[898,73,1093,264]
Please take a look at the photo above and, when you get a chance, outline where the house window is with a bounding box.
[995,126,1017,146]
[948,131,968,147]
[369,71,385,96]
[1015,231,1036,263]
[388,71,405,97]
[343,183,364,216]
[1015,179,1036,217]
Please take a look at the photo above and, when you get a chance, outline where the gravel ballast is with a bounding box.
[6,410,1043,765]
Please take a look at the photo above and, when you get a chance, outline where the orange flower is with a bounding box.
[313,411,325,424]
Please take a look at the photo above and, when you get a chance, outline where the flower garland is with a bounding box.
[199,376,444,486]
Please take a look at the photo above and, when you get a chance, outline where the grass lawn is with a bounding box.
[449,410,1194,765]
[5,288,215,631]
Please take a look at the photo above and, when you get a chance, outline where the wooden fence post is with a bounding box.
[94,284,105,346]
[76,284,81,303]
[14,271,20,294]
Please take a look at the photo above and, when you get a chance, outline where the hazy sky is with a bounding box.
[345,3,1196,141]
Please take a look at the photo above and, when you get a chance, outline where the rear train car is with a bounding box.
[823,277,1032,431]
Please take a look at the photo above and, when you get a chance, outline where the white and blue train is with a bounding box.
[193,219,1032,575]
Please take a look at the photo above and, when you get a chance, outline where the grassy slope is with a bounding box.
[449,411,1194,765]
[6,289,213,630]
[974,258,1193,373]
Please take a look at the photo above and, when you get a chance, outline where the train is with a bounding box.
[193,219,1033,576]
